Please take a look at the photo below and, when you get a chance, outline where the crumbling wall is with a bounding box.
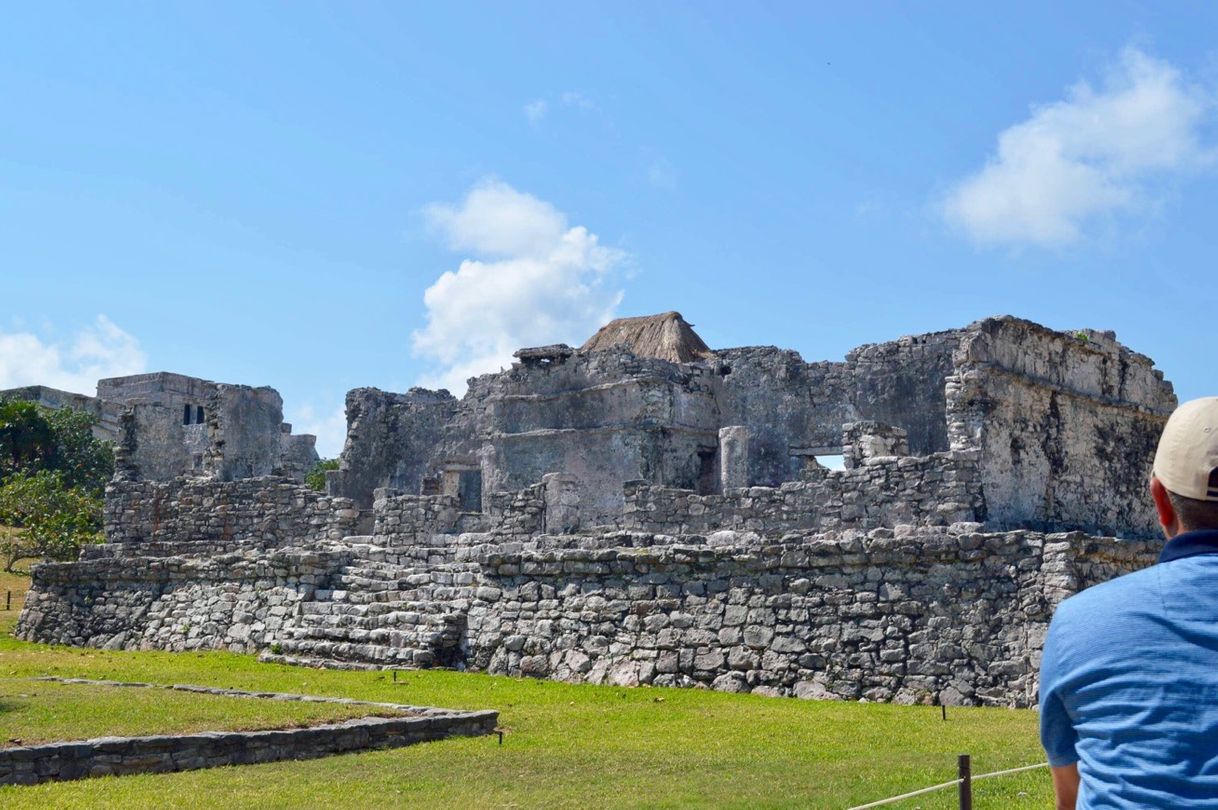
[947,317,1176,538]
[104,477,361,545]
[333,388,461,508]
[206,385,288,481]
[118,404,191,482]
[280,430,320,480]
[17,544,353,652]
[18,524,1158,708]
[102,373,316,484]
[848,330,963,455]
[715,349,855,485]
[619,450,982,534]
[465,528,1157,707]
[477,349,721,522]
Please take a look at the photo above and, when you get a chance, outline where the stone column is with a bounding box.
[718,426,750,492]
[542,473,581,534]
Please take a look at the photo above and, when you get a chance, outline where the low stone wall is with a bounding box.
[484,483,547,537]
[105,477,361,545]
[619,450,983,535]
[0,678,497,786]
[16,545,353,651]
[466,528,1154,708]
[372,491,463,538]
[16,525,1157,708]
[371,484,547,542]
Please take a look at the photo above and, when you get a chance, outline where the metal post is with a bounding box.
[941,704,947,721]
[958,754,972,810]
[5,591,9,611]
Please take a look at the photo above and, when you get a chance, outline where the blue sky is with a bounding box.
[3,2,1216,455]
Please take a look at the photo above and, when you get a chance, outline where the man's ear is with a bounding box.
[1151,476,1178,536]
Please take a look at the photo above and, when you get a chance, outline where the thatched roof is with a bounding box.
[580,312,714,363]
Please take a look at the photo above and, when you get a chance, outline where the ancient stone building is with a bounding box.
[331,313,1172,538]
[15,314,1178,708]
[1,371,319,483]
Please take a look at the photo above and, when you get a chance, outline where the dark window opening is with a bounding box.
[457,470,483,512]
[183,404,192,425]
[196,405,205,424]
[696,447,717,495]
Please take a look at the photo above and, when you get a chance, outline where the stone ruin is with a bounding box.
[2,371,320,482]
[14,314,1177,707]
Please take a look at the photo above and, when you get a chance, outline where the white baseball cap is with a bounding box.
[1153,397,1218,502]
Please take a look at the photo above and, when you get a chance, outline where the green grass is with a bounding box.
[0,570,28,616]
[0,577,1053,808]
[0,680,397,747]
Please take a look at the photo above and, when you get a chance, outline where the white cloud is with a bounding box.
[524,99,548,124]
[0,315,146,396]
[560,90,596,111]
[523,91,596,125]
[413,180,626,394]
[943,48,1214,247]
[289,402,347,459]
[647,159,678,191]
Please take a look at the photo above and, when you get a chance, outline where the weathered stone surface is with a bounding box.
[11,314,1180,710]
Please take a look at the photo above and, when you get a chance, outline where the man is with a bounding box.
[1040,397,1218,809]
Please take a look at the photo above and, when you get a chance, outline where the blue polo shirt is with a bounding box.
[1040,529,1218,808]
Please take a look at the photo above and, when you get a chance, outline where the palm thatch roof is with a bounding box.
[580,312,714,364]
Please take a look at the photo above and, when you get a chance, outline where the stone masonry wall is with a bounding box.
[467,528,1157,708]
[17,523,1157,708]
[17,544,353,651]
[617,450,983,535]
[104,477,361,546]
[946,317,1176,538]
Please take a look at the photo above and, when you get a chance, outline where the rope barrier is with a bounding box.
[845,761,1048,809]
[971,761,1048,781]
[847,777,964,809]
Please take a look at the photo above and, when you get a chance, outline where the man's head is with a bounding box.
[1150,397,1218,537]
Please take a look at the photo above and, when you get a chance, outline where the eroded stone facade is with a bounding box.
[15,314,1179,707]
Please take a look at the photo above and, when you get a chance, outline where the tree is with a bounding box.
[306,459,340,492]
[43,406,114,495]
[0,470,103,572]
[0,400,58,478]
[0,399,113,493]
[0,399,113,570]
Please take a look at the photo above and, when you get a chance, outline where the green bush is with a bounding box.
[305,459,340,492]
[0,400,111,571]
[0,469,103,571]
[0,399,113,494]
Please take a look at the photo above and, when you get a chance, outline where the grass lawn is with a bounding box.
[0,679,398,747]
[0,577,1052,808]
[0,569,28,616]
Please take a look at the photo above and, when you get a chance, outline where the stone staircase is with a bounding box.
[259,535,483,670]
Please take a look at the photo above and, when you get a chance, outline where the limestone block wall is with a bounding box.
[947,317,1176,538]
[16,525,1157,708]
[104,478,361,545]
[17,545,353,651]
[618,450,983,535]
[372,491,462,539]
[467,529,1156,708]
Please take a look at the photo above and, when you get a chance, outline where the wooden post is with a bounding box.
[5,591,10,611]
[958,754,972,810]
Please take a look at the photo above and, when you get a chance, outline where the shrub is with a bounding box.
[0,399,114,494]
[305,459,340,492]
[0,469,103,571]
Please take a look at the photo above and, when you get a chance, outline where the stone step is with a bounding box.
[267,637,438,667]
